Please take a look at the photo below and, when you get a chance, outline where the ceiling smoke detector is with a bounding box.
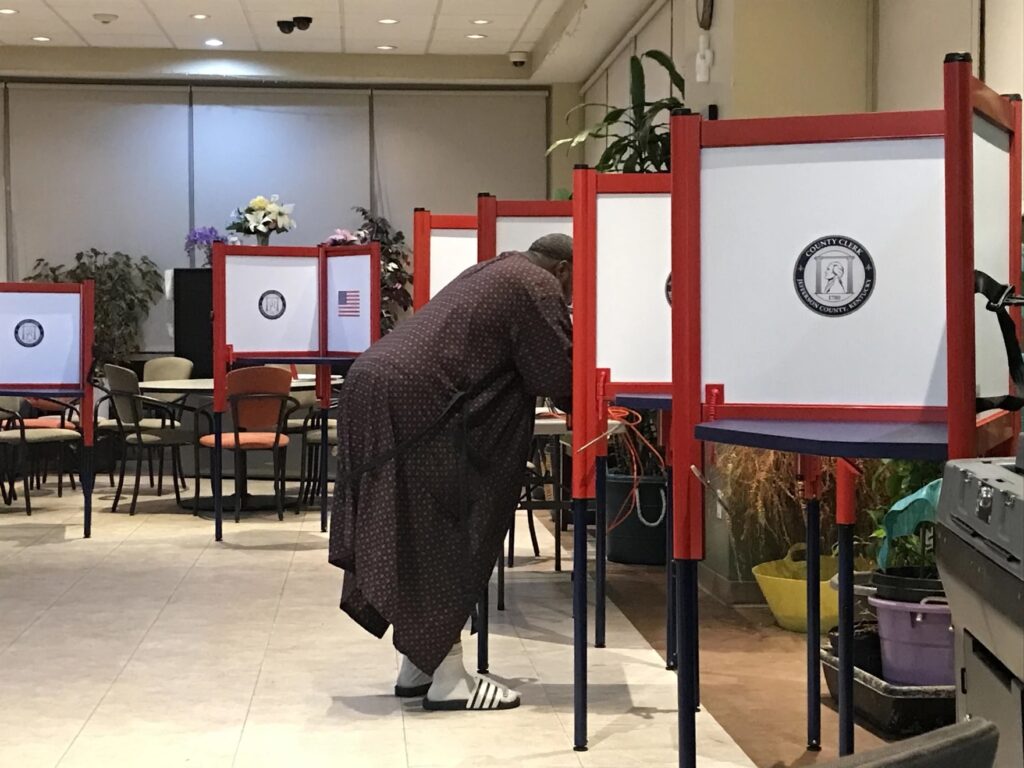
[93,13,118,25]
[278,15,312,34]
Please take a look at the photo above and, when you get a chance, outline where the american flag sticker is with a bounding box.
[337,289,361,317]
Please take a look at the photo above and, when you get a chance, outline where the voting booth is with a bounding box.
[667,56,1022,767]
[0,281,95,537]
[476,194,573,261]
[211,242,381,540]
[412,209,477,309]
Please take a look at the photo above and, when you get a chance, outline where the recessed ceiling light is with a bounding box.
[466,33,487,39]
[32,36,51,42]
[0,8,19,15]
[191,13,210,21]
[376,44,397,50]
[204,38,223,47]
[377,18,398,25]
[472,19,490,25]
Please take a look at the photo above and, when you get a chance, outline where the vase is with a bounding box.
[255,232,270,247]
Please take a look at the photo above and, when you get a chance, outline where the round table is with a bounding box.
[139,376,342,395]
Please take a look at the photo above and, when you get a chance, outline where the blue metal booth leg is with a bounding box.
[676,558,697,768]
[319,408,329,532]
[837,522,855,756]
[573,497,589,752]
[595,457,607,649]
[212,412,224,542]
[81,445,94,539]
[477,585,489,674]
[806,497,822,751]
[665,468,678,670]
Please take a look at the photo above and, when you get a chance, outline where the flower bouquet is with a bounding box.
[226,195,296,246]
[322,228,368,247]
[184,226,224,266]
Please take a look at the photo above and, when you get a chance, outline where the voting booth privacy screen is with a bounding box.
[671,58,1022,559]
[571,172,672,498]
[212,243,381,410]
[477,195,574,262]
[412,210,477,309]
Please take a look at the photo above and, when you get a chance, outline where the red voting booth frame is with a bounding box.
[0,281,96,538]
[671,59,1022,562]
[210,243,381,541]
[476,195,573,262]
[665,58,1021,767]
[412,210,477,310]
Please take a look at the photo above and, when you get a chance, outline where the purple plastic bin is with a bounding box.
[869,595,954,686]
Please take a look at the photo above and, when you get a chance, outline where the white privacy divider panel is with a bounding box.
[326,250,377,355]
[700,137,948,406]
[496,216,573,255]
[595,193,672,383]
[0,291,81,386]
[972,115,1013,400]
[430,230,478,298]
[224,255,320,354]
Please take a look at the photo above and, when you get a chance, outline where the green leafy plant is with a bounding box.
[25,248,163,375]
[548,50,687,173]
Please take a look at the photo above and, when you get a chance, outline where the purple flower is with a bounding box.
[185,226,224,252]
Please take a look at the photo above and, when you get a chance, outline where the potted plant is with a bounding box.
[548,50,686,565]
[226,195,295,246]
[184,226,224,267]
[323,207,413,334]
[25,248,163,375]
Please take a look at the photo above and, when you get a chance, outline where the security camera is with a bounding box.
[293,16,313,31]
[509,51,529,68]
[93,13,118,24]
[277,19,295,34]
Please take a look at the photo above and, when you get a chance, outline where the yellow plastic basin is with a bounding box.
[752,544,841,633]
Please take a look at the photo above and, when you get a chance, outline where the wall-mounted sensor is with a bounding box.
[293,16,312,31]
[93,13,118,24]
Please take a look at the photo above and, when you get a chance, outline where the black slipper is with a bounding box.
[394,682,432,698]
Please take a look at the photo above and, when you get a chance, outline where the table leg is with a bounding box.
[595,456,606,649]
[806,496,822,751]
[677,558,697,768]
[497,547,506,611]
[81,445,93,539]
[477,584,489,674]
[319,409,329,533]
[213,412,223,542]
[573,497,588,752]
[666,468,678,670]
[554,437,562,572]
[690,560,700,709]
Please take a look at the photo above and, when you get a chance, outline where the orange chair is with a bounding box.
[199,366,295,523]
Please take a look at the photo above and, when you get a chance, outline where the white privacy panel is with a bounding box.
[224,256,320,354]
[496,216,574,255]
[430,230,478,298]
[596,194,672,382]
[972,116,1013,399]
[327,254,374,355]
[701,137,948,406]
[0,292,81,386]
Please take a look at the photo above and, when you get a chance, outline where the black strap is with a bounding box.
[974,269,1024,412]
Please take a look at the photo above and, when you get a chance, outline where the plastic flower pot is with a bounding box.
[752,543,843,632]
[606,474,666,566]
[868,595,954,686]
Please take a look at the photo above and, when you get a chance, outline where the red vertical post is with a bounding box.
[1007,96,1022,438]
[671,110,704,560]
[943,54,976,459]
[477,194,497,263]
[412,208,431,310]
[369,242,382,343]
[212,242,228,413]
[571,166,596,499]
[80,280,95,447]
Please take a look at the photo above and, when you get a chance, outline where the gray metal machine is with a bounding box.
[936,447,1024,768]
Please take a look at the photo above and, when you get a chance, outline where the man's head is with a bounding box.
[525,233,573,301]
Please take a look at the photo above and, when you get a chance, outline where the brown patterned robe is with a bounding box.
[329,252,572,674]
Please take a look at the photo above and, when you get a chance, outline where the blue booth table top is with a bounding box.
[615,393,672,411]
[695,419,949,462]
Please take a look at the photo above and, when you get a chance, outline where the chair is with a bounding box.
[141,356,194,491]
[198,366,294,523]
[298,403,339,505]
[820,718,998,768]
[103,365,195,516]
[21,396,81,494]
[0,396,81,514]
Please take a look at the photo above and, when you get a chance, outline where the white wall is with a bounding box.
[0,86,7,283]
[373,90,548,242]
[192,88,370,248]
[7,84,190,352]
[877,0,981,110]
[984,0,1024,97]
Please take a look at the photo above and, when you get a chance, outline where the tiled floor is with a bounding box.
[0,481,753,768]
